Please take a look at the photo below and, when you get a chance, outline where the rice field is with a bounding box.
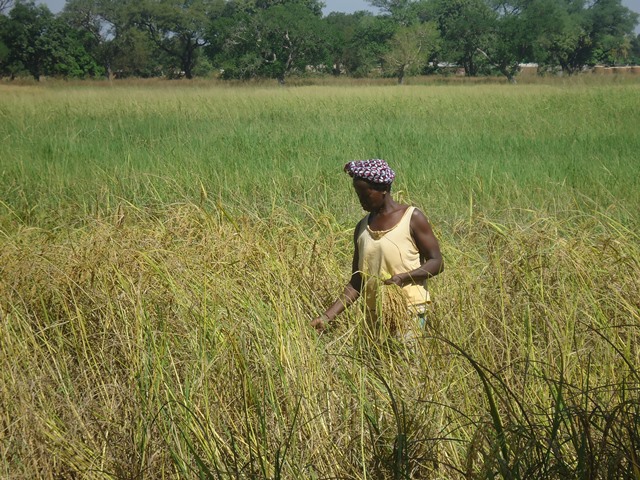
[1,78,639,479]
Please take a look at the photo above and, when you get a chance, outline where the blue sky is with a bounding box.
[323,0,378,14]
[324,0,640,17]
[38,0,640,32]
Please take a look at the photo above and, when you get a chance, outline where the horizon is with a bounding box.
[16,0,637,34]
[34,0,640,19]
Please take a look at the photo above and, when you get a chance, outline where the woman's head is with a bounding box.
[344,159,395,186]
[345,159,395,212]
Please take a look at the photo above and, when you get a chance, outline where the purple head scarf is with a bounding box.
[344,159,395,185]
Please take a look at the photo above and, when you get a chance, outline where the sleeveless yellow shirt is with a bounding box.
[357,206,431,317]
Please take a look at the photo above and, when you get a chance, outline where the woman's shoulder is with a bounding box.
[353,215,369,235]
[399,204,419,220]
[408,205,424,217]
[355,215,368,230]
[409,207,432,231]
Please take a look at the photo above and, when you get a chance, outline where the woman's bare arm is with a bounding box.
[311,220,364,331]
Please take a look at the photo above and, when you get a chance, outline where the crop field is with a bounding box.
[1,78,639,479]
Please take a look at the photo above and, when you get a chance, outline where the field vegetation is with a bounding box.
[1,78,639,479]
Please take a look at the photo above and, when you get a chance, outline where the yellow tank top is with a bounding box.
[357,206,431,316]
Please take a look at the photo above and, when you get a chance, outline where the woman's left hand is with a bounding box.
[383,275,404,287]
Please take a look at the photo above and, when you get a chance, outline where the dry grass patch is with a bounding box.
[1,200,639,478]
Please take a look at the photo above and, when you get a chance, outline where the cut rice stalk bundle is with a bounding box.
[377,282,411,337]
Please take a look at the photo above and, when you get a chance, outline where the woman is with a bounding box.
[311,159,443,337]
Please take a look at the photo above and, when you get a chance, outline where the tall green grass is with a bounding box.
[1,81,639,222]
[1,79,639,478]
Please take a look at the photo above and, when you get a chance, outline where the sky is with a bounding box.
[323,0,378,14]
[37,0,640,32]
[323,0,640,16]
[324,0,636,30]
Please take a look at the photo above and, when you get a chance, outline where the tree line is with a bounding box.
[1,0,638,83]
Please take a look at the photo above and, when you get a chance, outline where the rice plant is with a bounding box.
[1,78,639,478]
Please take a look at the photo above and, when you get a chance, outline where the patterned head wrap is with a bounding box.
[344,159,395,185]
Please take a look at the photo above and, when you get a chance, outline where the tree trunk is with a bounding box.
[182,43,194,79]
[501,67,517,84]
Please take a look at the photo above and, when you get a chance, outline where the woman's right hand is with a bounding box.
[310,315,329,332]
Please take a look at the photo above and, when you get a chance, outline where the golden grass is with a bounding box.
[1,198,638,478]
[1,81,639,478]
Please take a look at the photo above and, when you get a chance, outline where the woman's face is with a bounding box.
[353,178,386,212]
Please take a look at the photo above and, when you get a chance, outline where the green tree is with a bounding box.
[109,27,165,77]
[211,1,329,83]
[322,10,395,76]
[526,0,637,73]
[586,0,638,65]
[367,0,439,26]
[476,0,532,83]
[253,0,323,15]
[430,0,496,76]
[128,0,225,78]
[383,21,439,83]
[62,0,112,76]
[63,0,166,78]
[608,34,633,64]
[532,0,598,73]
[368,0,415,25]
[2,1,53,78]
[344,14,397,76]
[630,33,640,64]
[322,11,362,75]
[0,15,9,70]
[0,1,103,79]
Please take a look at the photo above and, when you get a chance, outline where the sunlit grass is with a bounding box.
[2,80,639,221]
[1,79,639,478]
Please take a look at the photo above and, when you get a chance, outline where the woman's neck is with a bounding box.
[371,196,398,215]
